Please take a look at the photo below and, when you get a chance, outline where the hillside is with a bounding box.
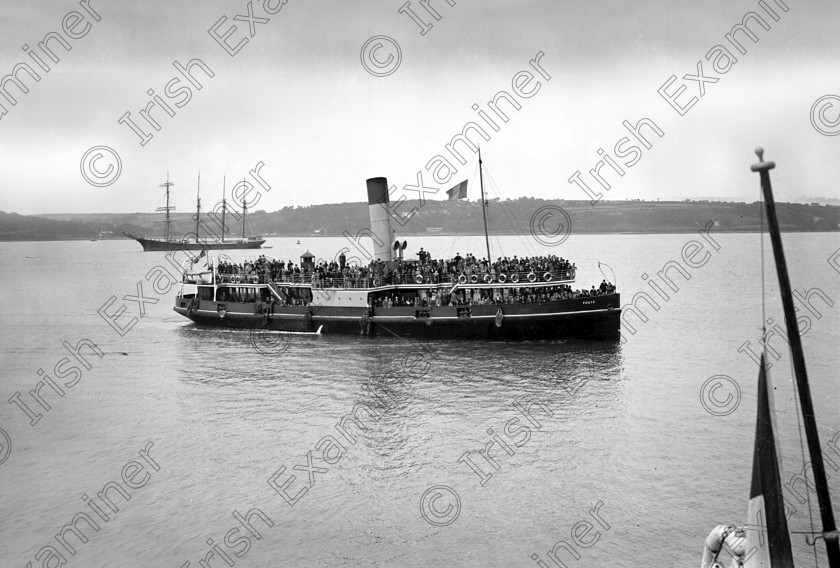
[4,198,838,241]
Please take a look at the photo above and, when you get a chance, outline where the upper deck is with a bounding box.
[210,267,576,290]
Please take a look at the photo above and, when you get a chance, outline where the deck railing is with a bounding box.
[213,269,575,289]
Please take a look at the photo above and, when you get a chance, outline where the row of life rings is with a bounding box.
[450,272,554,284]
[222,275,259,284]
[406,271,557,286]
[523,272,552,282]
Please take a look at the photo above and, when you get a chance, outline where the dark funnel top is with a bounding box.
[366,177,389,205]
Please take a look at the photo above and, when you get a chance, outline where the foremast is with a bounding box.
[156,172,175,242]
[478,148,492,263]
[194,172,201,241]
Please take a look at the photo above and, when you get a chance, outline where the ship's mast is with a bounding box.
[478,148,492,262]
[221,176,226,243]
[156,172,175,242]
[241,177,247,240]
[752,148,840,566]
[194,172,201,242]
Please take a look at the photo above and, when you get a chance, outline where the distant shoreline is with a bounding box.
[2,228,838,243]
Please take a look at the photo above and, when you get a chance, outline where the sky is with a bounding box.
[0,0,838,214]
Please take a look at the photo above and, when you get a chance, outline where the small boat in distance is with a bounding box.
[124,173,265,251]
[700,149,839,568]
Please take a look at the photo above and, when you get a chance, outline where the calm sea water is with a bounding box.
[0,232,838,568]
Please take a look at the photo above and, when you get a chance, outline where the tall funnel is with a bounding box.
[366,177,394,262]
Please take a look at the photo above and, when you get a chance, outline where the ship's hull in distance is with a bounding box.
[124,233,265,251]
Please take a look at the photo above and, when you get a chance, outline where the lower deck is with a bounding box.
[174,292,621,340]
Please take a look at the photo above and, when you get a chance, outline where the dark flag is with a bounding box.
[743,353,794,567]
[447,180,468,200]
[190,248,207,267]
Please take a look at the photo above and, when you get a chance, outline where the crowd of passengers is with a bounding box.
[372,281,615,308]
[214,281,615,308]
[216,252,576,286]
[215,287,309,307]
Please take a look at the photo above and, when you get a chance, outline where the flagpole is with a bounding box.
[242,177,247,240]
[752,147,840,567]
[478,148,492,262]
[195,172,201,242]
[221,176,226,243]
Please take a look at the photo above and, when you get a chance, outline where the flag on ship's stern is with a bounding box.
[744,354,794,567]
[447,180,468,200]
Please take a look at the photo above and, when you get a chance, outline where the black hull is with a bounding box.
[174,294,621,341]
[124,233,265,251]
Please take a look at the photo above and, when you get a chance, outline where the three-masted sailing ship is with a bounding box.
[700,149,838,568]
[124,174,265,251]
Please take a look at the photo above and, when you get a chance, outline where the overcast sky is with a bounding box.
[0,0,837,214]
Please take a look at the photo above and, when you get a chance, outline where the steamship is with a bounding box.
[173,159,621,340]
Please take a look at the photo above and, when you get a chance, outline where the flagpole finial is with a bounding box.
[750,146,775,172]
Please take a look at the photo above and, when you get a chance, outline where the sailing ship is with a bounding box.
[124,174,266,251]
[171,154,622,340]
[700,149,839,567]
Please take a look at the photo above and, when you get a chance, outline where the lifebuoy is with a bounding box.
[458,274,467,284]
[234,275,241,283]
[250,275,259,284]
[702,525,747,568]
[483,274,492,284]
[470,274,478,284]
[415,275,423,284]
[527,272,536,283]
[544,272,552,282]
[372,278,380,287]
[511,273,520,283]
[498,273,507,283]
